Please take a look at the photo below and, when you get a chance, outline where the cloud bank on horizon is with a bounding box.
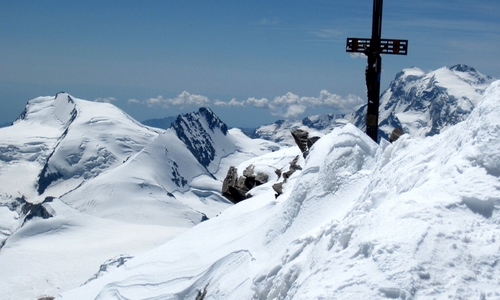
[127,91,363,119]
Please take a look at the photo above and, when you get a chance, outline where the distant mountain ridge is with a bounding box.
[252,64,495,144]
[0,92,279,298]
[350,64,495,140]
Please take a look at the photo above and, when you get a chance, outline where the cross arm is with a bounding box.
[346,38,408,55]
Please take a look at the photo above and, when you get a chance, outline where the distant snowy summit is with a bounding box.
[350,64,495,140]
[0,93,279,298]
[252,64,495,144]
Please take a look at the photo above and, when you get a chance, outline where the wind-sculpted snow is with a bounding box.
[60,81,500,299]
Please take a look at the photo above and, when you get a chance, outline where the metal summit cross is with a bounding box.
[346,0,408,142]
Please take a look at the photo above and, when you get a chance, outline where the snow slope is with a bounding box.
[0,94,279,299]
[60,80,500,299]
[252,114,349,146]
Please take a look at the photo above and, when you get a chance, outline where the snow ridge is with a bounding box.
[59,80,500,299]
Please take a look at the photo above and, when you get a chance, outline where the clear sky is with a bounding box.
[1,0,499,128]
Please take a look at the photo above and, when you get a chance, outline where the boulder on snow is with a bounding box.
[21,196,55,225]
[291,129,321,158]
[222,165,269,204]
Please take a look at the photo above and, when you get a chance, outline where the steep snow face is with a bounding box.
[350,64,495,140]
[252,114,349,146]
[37,93,160,197]
[60,81,500,299]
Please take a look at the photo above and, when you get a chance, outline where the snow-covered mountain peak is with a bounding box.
[0,93,281,298]
[171,107,236,173]
[59,80,500,300]
[350,64,496,140]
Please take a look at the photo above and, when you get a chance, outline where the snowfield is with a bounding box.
[58,80,500,299]
[0,93,279,299]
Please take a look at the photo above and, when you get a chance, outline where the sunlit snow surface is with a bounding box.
[0,93,279,299]
[60,81,500,299]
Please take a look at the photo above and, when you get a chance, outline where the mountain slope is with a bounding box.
[60,80,500,299]
[350,64,495,140]
[251,114,349,146]
[252,65,495,145]
[0,95,279,299]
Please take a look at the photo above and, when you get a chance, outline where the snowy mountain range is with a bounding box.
[0,93,278,298]
[0,65,499,299]
[253,65,495,143]
[59,79,500,300]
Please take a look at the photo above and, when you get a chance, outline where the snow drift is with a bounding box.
[59,81,500,299]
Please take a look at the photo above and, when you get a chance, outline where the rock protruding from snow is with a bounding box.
[222,165,269,203]
[252,114,348,146]
[291,129,321,158]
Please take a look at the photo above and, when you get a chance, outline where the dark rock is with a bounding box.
[272,182,284,197]
[171,107,227,169]
[291,129,309,154]
[291,129,321,158]
[243,165,255,178]
[307,136,321,148]
[222,166,238,196]
[221,164,269,204]
[255,172,269,185]
[275,168,282,180]
[21,197,55,224]
[389,128,404,143]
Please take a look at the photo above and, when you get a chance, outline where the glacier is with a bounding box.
[0,93,278,299]
[58,80,500,299]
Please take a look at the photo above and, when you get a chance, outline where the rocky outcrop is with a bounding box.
[222,165,269,204]
[273,155,302,198]
[21,197,55,225]
[291,129,321,158]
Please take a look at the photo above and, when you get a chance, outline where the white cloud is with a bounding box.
[94,97,117,103]
[246,97,269,108]
[128,92,210,109]
[130,90,364,119]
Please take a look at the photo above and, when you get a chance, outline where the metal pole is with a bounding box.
[365,0,383,142]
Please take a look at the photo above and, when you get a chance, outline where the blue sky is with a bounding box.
[1,0,499,127]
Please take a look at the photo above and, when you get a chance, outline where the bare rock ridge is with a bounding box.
[222,129,320,203]
[291,128,320,158]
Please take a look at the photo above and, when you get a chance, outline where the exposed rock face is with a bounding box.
[84,254,134,285]
[291,129,321,158]
[21,196,55,225]
[171,107,229,169]
[222,165,269,204]
[349,64,495,140]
